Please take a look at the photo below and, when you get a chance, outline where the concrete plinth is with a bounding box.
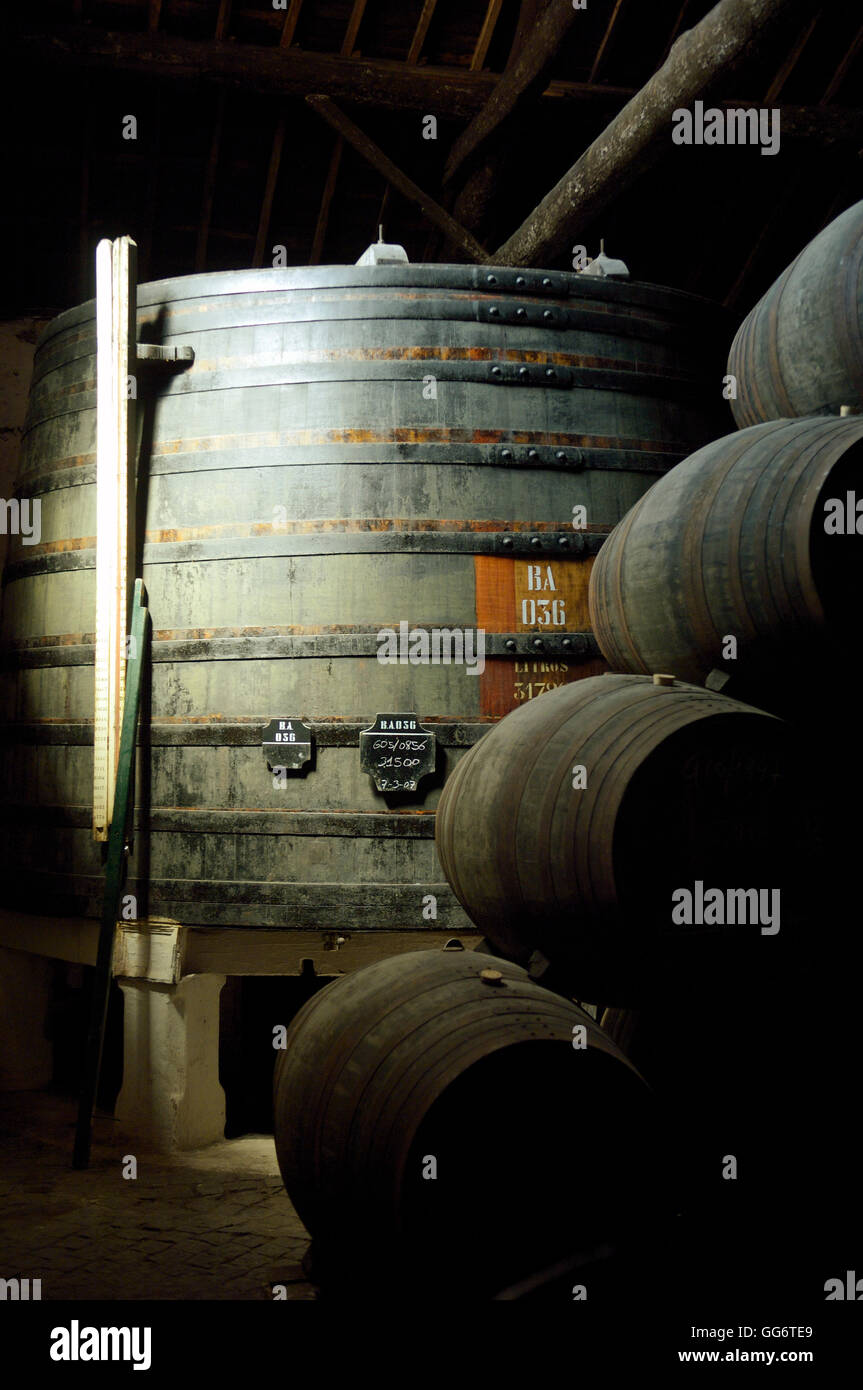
[115,973,226,1151]
[0,946,54,1090]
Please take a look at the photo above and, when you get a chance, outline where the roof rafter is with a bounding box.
[589,0,626,85]
[821,20,863,102]
[406,0,438,66]
[471,0,506,72]
[342,0,369,59]
[306,94,489,262]
[253,115,286,268]
[215,0,233,43]
[280,0,305,49]
[763,11,819,102]
[194,88,226,272]
[444,0,581,186]
[309,137,344,265]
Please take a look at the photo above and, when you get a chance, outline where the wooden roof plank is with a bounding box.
[253,115,286,268]
[194,89,226,272]
[309,136,344,265]
[470,0,506,72]
[215,0,233,43]
[662,0,693,63]
[763,11,819,102]
[406,0,438,65]
[342,0,369,57]
[280,0,305,49]
[589,0,626,85]
[821,21,863,102]
[443,0,581,185]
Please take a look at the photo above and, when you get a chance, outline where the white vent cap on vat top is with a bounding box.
[577,239,629,280]
[356,227,410,265]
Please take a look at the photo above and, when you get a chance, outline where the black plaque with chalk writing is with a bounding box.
[262,718,313,772]
[359,713,436,793]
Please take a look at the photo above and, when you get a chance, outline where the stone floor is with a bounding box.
[0,1091,316,1300]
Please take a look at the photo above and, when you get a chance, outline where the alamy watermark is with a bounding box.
[50,1322,151,1370]
[672,100,780,156]
[376,622,485,675]
[0,1277,41,1300]
[671,882,780,935]
[824,491,862,533]
[0,497,41,545]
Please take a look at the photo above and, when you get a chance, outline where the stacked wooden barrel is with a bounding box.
[435,672,813,1003]
[726,199,863,427]
[272,947,667,1297]
[587,413,863,710]
[588,201,863,718]
[429,205,863,1297]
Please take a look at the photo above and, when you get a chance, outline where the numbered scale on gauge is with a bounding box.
[359,714,436,793]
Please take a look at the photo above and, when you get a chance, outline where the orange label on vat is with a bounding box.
[473,555,606,717]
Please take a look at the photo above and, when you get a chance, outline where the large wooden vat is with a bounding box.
[272,947,662,1295]
[588,415,863,705]
[727,200,863,427]
[435,673,812,1002]
[0,261,728,938]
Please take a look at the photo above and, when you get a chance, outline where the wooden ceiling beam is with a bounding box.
[589,0,626,85]
[661,0,692,63]
[309,137,344,265]
[194,89,226,272]
[79,116,90,301]
[139,86,162,282]
[14,24,858,140]
[342,0,369,58]
[15,26,632,120]
[279,0,305,48]
[821,21,863,103]
[406,0,438,66]
[470,0,505,72]
[306,0,374,267]
[253,116,286,268]
[763,11,819,102]
[492,0,817,268]
[214,0,233,43]
[448,0,553,239]
[306,95,488,262]
[444,0,581,185]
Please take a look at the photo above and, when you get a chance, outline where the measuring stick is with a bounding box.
[93,237,137,839]
[74,580,150,1168]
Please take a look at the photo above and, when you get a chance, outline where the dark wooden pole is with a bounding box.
[5,26,633,119]
[305,96,489,263]
[492,0,811,268]
[444,0,574,188]
[447,0,555,241]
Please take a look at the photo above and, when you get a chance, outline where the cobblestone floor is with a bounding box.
[0,1092,316,1300]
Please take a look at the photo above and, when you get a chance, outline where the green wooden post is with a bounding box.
[73,579,150,1169]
